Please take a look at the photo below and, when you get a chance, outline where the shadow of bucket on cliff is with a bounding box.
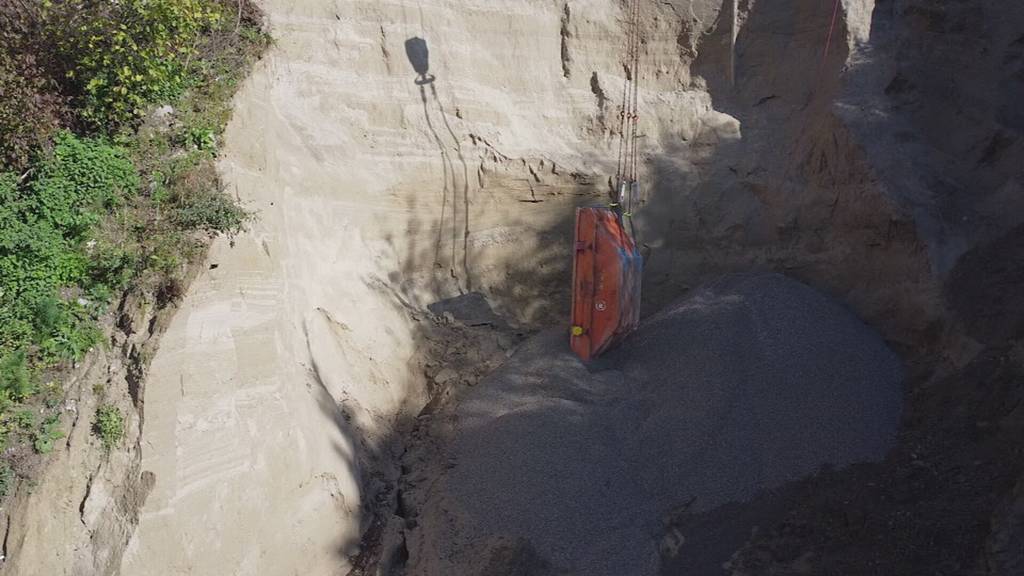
[405,37,435,85]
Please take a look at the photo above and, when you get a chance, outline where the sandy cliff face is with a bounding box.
[9,0,1021,574]
[114,0,914,572]
[116,1,718,574]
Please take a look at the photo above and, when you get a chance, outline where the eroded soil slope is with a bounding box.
[55,0,1024,574]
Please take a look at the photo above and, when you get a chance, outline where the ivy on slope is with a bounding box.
[0,133,137,375]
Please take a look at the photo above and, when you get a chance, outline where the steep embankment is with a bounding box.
[113,0,939,573]
[119,1,715,573]
[0,4,264,574]
[22,0,1010,574]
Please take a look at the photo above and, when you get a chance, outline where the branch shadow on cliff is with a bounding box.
[339,169,598,574]
[644,2,1024,574]
[323,35,607,575]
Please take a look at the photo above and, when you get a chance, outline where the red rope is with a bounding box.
[821,0,842,71]
[781,0,844,186]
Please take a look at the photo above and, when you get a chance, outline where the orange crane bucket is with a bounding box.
[570,207,642,360]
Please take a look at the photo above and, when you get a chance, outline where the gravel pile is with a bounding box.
[404,273,903,576]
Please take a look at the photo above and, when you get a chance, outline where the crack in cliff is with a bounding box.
[591,71,609,129]
[560,3,573,79]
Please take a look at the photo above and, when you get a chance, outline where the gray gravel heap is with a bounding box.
[406,273,903,576]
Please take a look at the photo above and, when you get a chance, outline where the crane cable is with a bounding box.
[626,0,643,231]
[821,0,842,74]
[614,0,643,226]
[614,0,637,191]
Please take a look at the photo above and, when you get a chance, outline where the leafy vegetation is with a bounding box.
[0,350,34,403]
[2,0,227,133]
[0,461,13,498]
[46,0,224,127]
[93,404,124,451]
[0,133,136,362]
[0,1,65,170]
[32,414,64,454]
[0,53,65,171]
[0,0,267,492]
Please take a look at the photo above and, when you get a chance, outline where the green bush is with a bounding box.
[0,0,265,477]
[0,133,138,360]
[0,351,34,401]
[185,125,217,152]
[2,0,226,144]
[93,404,124,450]
[33,413,63,454]
[31,132,138,238]
[173,187,249,235]
[12,408,35,431]
[45,0,223,127]
[0,461,13,498]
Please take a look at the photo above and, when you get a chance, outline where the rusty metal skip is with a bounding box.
[569,0,644,360]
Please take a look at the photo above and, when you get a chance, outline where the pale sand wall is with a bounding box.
[119,1,709,573]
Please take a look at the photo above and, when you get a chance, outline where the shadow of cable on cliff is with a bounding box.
[318,35,606,575]
[405,36,473,292]
[385,35,607,324]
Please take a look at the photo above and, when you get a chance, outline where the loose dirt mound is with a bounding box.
[401,274,902,575]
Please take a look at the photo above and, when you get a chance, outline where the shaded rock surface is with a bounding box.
[402,273,902,575]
